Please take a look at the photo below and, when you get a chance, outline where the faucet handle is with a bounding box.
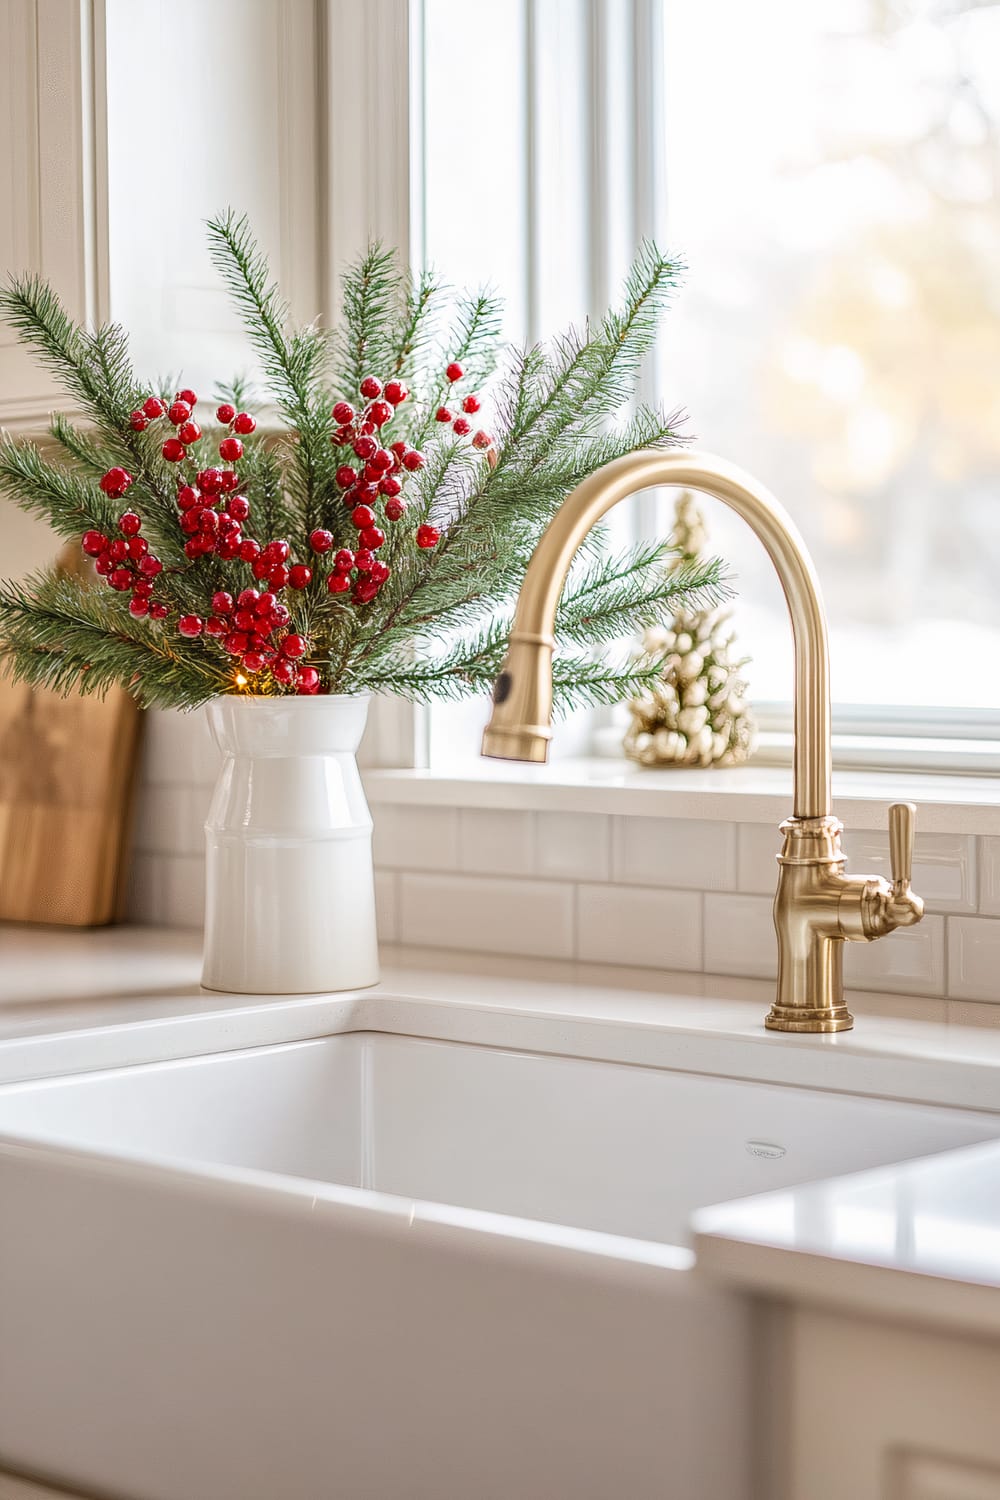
[889,801,916,894]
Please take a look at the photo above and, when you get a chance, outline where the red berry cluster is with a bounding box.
[433,361,493,450]
[128,388,259,468]
[82,491,168,620]
[186,588,312,688]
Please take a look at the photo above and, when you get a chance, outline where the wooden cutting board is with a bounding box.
[0,548,142,926]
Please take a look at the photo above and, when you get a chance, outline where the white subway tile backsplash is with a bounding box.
[704,893,776,978]
[375,870,399,944]
[372,804,460,871]
[979,838,1000,916]
[844,830,976,915]
[947,916,1000,1003]
[736,823,781,895]
[141,705,220,787]
[612,816,735,891]
[576,885,702,971]
[536,811,611,882]
[459,809,534,875]
[844,915,945,997]
[399,873,574,960]
[133,784,208,857]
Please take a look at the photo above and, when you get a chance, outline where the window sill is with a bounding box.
[363,758,1000,834]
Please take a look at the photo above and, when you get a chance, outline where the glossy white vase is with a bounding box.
[202,694,379,995]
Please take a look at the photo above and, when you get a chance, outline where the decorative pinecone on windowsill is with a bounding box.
[624,492,756,768]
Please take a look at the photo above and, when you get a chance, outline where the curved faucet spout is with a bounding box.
[482,448,924,1035]
[482,450,831,820]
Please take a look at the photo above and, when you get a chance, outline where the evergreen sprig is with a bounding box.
[0,217,724,713]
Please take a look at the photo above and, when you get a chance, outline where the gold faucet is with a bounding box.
[481,450,924,1033]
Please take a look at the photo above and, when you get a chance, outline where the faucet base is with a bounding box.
[765,1002,854,1033]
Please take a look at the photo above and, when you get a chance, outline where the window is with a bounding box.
[415,0,1000,767]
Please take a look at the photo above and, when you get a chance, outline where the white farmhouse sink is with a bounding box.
[1,1031,998,1500]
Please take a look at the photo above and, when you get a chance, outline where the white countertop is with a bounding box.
[4,922,1000,1335]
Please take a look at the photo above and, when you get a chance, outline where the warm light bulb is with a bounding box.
[235,673,248,687]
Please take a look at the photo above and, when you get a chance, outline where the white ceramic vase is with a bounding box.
[202,693,379,995]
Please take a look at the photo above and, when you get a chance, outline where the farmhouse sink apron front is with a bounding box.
[1,996,998,1500]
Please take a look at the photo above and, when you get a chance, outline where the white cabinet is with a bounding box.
[773,1305,1000,1500]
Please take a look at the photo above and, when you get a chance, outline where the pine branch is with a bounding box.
[0,571,230,709]
[0,436,119,537]
[335,243,405,397]
[556,544,729,647]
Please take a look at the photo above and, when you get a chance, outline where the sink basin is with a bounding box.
[1,1029,998,1500]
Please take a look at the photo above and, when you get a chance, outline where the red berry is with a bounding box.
[334,548,354,572]
[127,537,148,559]
[168,401,191,426]
[95,555,113,576]
[271,602,291,627]
[184,537,206,559]
[371,448,394,473]
[198,468,224,494]
[162,437,186,462]
[263,540,290,564]
[138,555,162,578]
[270,564,290,589]
[212,591,234,615]
[353,435,377,461]
[384,497,406,522]
[351,504,376,530]
[241,650,266,673]
[110,567,133,591]
[220,470,240,492]
[177,484,199,510]
[462,394,481,414]
[232,412,256,435]
[129,410,148,432]
[217,536,241,560]
[228,495,250,521]
[403,449,425,471]
[472,430,493,450]
[239,538,261,562]
[148,602,169,621]
[81,530,106,557]
[254,591,276,617]
[205,615,227,637]
[219,436,243,462]
[272,658,296,686]
[332,424,352,446]
[384,380,408,405]
[360,525,385,550]
[237,589,259,609]
[288,564,312,589]
[336,465,358,489]
[379,474,401,498]
[332,401,355,424]
[368,400,392,428]
[354,482,378,504]
[309,529,334,553]
[354,548,375,572]
[142,396,165,419]
[178,421,201,445]
[100,467,132,497]
[369,559,391,584]
[252,558,271,580]
[353,578,380,604]
[216,402,236,424]
[327,573,350,594]
[224,631,249,656]
[118,512,141,537]
[435,407,452,423]
[129,597,149,618]
[453,417,471,436]
[197,508,219,534]
[108,539,129,562]
[416,524,440,548]
[282,633,308,659]
[178,388,197,406]
[359,376,382,399]
[177,615,203,638]
[445,362,463,382]
[296,666,321,694]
